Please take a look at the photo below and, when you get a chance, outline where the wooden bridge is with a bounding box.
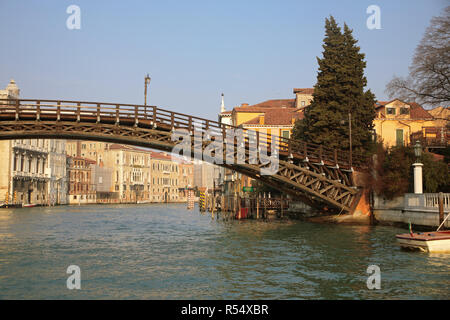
[0,99,368,213]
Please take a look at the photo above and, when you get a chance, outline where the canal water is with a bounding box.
[0,203,448,299]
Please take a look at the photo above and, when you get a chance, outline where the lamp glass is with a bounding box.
[414,141,422,158]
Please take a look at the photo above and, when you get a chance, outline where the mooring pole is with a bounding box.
[439,192,444,228]
[256,194,260,219]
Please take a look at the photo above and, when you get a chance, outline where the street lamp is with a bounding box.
[414,140,422,159]
[144,74,151,106]
[412,140,423,194]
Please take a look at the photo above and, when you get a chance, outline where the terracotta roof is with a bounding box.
[150,151,173,161]
[234,99,295,112]
[409,102,434,119]
[241,108,303,126]
[375,101,390,107]
[220,111,232,115]
[293,88,314,94]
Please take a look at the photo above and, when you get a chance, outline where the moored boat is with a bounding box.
[396,230,450,253]
[22,203,37,208]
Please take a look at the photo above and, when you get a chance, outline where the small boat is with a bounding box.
[396,214,450,253]
[396,230,450,253]
[22,203,37,208]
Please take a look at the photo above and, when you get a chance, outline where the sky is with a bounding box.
[0,0,448,120]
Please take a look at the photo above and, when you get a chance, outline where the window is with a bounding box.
[282,130,290,139]
[400,107,409,115]
[301,101,305,107]
[386,108,396,115]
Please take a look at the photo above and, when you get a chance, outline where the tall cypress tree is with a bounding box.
[293,17,376,154]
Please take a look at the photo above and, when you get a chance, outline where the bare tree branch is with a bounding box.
[385,6,450,107]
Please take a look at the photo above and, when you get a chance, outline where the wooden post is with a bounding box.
[36,101,40,121]
[135,105,139,127]
[264,196,267,219]
[96,103,101,123]
[77,103,81,122]
[212,195,215,219]
[15,99,19,121]
[57,101,61,121]
[281,195,284,218]
[256,195,260,219]
[237,195,241,219]
[439,192,444,228]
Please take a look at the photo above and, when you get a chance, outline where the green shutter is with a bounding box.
[396,129,404,146]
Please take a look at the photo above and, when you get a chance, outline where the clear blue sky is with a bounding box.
[0,0,447,119]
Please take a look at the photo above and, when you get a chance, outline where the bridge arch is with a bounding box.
[0,99,367,213]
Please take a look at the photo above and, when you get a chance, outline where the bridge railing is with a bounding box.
[0,99,367,169]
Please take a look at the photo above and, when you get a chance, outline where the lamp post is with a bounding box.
[413,140,423,194]
[144,74,151,106]
[348,112,352,168]
[340,112,352,167]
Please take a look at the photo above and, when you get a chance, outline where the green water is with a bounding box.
[0,203,448,299]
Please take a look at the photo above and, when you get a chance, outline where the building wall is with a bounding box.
[9,139,50,205]
[66,141,109,164]
[102,147,152,203]
[150,154,181,202]
[178,162,194,201]
[294,92,313,109]
[0,141,11,202]
[48,139,67,205]
[68,157,96,204]
[374,100,443,148]
[193,162,221,191]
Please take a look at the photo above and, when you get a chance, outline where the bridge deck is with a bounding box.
[0,99,366,170]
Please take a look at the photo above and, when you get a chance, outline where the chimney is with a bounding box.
[241,103,249,107]
[259,114,265,125]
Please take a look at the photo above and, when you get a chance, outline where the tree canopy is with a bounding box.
[292,16,376,154]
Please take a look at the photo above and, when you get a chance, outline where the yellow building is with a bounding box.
[102,144,152,203]
[231,99,303,139]
[150,152,182,203]
[373,99,446,148]
[66,141,109,164]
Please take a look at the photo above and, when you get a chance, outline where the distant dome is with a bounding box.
[6,79,20,98]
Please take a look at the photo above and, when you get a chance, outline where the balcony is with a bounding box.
[411,127,449,148]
